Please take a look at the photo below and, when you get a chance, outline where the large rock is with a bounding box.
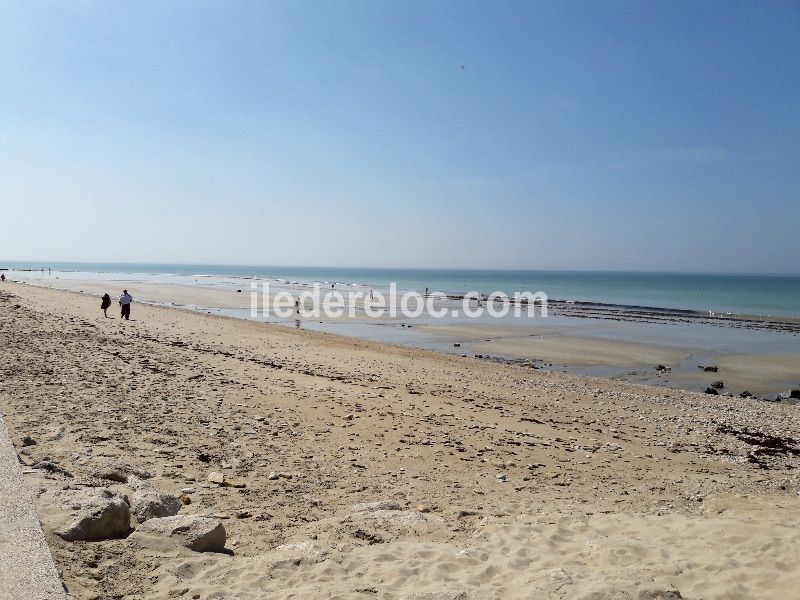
[135,515,226,552]
[51,487,130,541]
[130,489,181,523]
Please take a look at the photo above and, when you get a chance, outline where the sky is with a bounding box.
[1,1,799,273]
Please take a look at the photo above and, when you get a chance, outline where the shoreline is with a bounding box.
[4,273,800,398]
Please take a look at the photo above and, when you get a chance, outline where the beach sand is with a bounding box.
[1,283,799,599]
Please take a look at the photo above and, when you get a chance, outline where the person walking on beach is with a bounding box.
[101,293,111,317]
[0,273,5,282]
[119,289,133,320]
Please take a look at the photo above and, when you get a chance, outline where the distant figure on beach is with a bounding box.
[119,289,133,320]
[295,298,300,314]
[101,293,111,317]
[0,273,5,282]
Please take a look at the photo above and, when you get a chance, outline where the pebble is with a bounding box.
[207,471,225,484]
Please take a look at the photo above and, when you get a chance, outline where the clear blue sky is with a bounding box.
[1,1,798,273]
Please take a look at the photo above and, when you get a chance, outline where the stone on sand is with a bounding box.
[90,460,153,483]
[51,487,130,541]
[134,515,226,552]
[130,488,182,523]
[45,425,65,441]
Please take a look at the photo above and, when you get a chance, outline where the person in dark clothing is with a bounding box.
[101,293,111,317]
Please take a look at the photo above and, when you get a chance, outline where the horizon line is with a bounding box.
[1,259,798,278]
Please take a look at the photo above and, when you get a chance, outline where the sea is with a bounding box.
[2,261,799,319]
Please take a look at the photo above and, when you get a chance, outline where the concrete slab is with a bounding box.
[0,413,69,600]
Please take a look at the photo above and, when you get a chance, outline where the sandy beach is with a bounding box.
[1,282,799,599]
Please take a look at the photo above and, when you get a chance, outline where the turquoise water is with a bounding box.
[3,261,799,318]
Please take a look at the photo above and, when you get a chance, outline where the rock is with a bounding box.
[416,504,431,513]
[45,426,65,441]
[352,528,384,544]
[51,487,130,541]
[655,365,671,373]
[134,515,226,552]
[704,387,719,395]
[179,494,192,505]
[739,391,753,398]
[223,477,247,488]
[267,471,279,480]
[126,474,150,491]
[786,389,800,399]
[33,460,73,478]
[20,434,36,446]
[208,471,225,485]
[711,380,724,389]
[701,365,718,372]
[130,489,181,523]
[90,461,153,483]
